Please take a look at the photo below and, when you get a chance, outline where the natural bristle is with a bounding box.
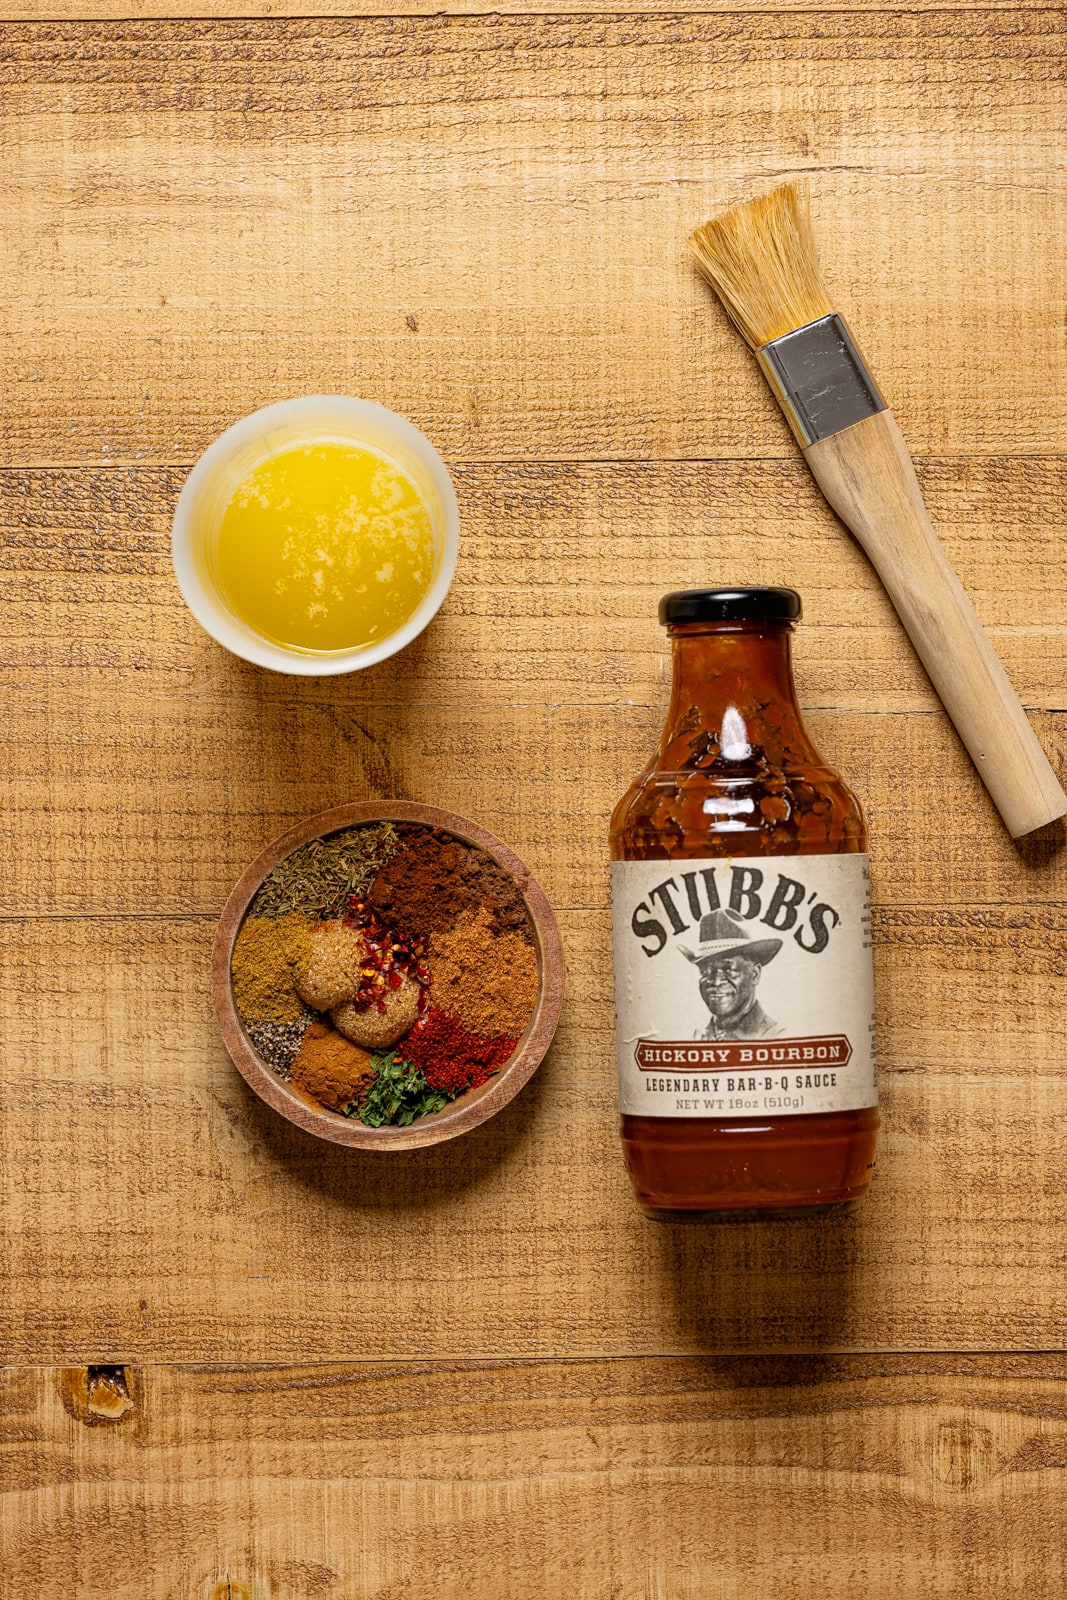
[688,183,835,349]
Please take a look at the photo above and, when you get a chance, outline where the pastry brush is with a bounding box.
[688,182,1066,839]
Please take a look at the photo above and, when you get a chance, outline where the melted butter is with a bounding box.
[213,440,436,652]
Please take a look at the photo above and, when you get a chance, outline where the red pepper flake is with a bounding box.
[340,899,432,1014]
[405,1006,517,1096]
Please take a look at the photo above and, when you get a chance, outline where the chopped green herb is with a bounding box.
[346,1049,449,1127]
[250,822,401,920]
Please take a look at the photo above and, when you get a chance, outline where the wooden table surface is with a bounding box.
[3,4,1066,1595]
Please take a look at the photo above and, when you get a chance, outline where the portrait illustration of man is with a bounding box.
[680,909,785,1041]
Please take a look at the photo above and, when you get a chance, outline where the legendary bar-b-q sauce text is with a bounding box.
[609,587,878,1219]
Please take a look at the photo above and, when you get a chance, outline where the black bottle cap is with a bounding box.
[658,587,802,626]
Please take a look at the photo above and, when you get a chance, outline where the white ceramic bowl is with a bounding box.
[171,396,460,675]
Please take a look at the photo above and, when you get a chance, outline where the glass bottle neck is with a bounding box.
[659,622,816,771]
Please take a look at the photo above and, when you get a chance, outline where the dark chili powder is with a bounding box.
[405,1006,517,1095]
[370,827,532,944]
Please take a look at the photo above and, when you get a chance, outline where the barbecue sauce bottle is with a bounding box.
[609,588,878,1219]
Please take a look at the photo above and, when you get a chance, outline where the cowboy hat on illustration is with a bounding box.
[679,909,782,968]
[680,910,785,1041]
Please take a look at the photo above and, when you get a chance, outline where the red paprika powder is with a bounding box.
[406,1005,517,1095]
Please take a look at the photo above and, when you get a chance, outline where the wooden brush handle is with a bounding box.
[804,409,1066,838]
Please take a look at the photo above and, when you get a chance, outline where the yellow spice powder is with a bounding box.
[231,913,311,1024]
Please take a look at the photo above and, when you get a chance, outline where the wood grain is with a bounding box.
[1,14,1065,465]
[2,674,1066,914]
[5,458,1067,710]
[4,459,1065,923]
[1,0,1045,16]
[2,9,1065,1588]
[1,906,1066,1359]
[4,1357,1067,1598]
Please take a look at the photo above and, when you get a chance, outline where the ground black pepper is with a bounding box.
[245,1015,312,1078]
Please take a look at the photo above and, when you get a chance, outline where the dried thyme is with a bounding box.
[250,821,401,920]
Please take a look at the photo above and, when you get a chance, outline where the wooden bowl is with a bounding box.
[212,802,565,1150]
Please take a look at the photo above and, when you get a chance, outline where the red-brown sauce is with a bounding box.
[610,615,878,1220]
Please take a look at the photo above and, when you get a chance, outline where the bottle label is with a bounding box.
[610,853,877,1118]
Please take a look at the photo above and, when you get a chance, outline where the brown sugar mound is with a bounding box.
[296,920,370,1012]
[332,975,421,1050]
[290,1020,375,1113]
[428,904,539,1038]
[369,826,532,944]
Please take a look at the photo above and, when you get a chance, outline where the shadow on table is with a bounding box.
[646,1206,867,1350]
[232,1044,553,1212]
[1015,816,1067,868]
[213,623,451,813]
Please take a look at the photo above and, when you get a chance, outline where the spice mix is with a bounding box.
[230,822,540,1126]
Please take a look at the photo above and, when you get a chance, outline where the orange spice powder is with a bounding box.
[428,904,538,1039]
[290,1020,376,1113]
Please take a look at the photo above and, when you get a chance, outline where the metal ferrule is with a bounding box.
[756,313,885,448]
